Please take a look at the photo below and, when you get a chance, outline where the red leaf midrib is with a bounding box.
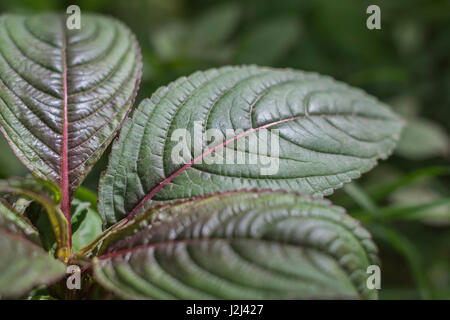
[60,20,71,248]
[125,116,301,222]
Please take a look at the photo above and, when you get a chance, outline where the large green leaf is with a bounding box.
[0,202,65,299]
[0,13,142,223]
[94,190,379,299]
[99,66,403,226]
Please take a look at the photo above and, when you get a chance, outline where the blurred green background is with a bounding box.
[0,0,448,299]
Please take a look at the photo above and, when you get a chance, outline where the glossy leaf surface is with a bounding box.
[0,178,69,261]
[0,13,142,199]
[99,66,403,226]
[71,198,102,252]
[94,190,379,299]
[0,200,39,244]
[0,201,65,298]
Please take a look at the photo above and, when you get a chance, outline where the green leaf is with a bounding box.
[234,17,301,65]
[35,203,58,254]
[152,3,240,62]
[190,3,241,49]
[94,190,379,300]
[341,182,434,299]
[0,200,39,244]
[74,186,98,211]
[71,199,102,252]
[381,198,450,225]
[0,178,69,261]
[0,203,65,298]
[0,135,28,179]
[344,183,379,219]
[368,224,432,299]
[0,13,142,198]
[387,182,450,226]
[10,197,33,215]
[388,95,420,119]
[99,66,403,226]
[396,118,450,160]
[369,166,450,202]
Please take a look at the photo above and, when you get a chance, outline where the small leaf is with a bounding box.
[35,204,58,254]
[74,186,98,210]
[94,190,379,299]
[191,3,241,48]
[0,135,28,179]
[0,204,65,298]
[152,3,240,62]
[234,17,301,65]
[99,66,403,226]
[0,178,69,261]
[387,182,450,226]
[71,199,102,252]
[0,200,39,244]
[396,118,450,160]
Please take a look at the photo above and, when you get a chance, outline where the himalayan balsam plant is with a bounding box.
[0,13,403,300]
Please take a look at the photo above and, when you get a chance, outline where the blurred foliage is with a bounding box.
[0,0,448,300]
[70,199,102,252]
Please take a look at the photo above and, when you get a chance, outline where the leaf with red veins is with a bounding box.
[0,13,142,230]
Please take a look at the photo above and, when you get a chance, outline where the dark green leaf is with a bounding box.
[0,13,142,196]
[0,203,65,298]
[0,178,69,261]
[0,200,39,244]
[71,199,102,252]
[99,66,403,226]
[73,186,98,211]
[94,190,379,300]
[152,3,240,63]
[0,135,28,179]
[234,17,301,65]
[396,118,450,160]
